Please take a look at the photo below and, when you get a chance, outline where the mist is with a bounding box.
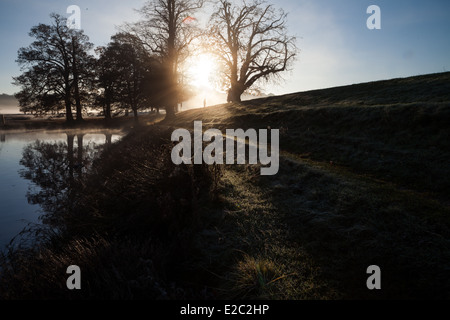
[0,105,20,114]
[0,94,19,114]
[181,88,273,111]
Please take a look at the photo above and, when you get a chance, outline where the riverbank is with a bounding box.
[1,72,450,299]
[0,113,165,132]
[160,72,450,299]
[0,125,222,299]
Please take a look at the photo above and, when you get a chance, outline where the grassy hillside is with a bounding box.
[168,72,450,201]
[162,71,450,299]
[1,72,449,299]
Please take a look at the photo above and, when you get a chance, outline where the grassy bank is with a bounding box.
[1,72,450,299]
[164,72,450,299]
[167,72,450,201]
[0,125,221,299]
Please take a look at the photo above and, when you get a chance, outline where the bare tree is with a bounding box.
[125,0,205,118]
[209,0,297,102]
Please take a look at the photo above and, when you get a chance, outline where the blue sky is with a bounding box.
[0,0,449,96]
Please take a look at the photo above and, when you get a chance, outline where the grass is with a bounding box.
[1,72,450,299]
[163,71,450,299]
[199,166,338,299]
[167,73,450,201]
[0,125,220,299]
[225,253,286,299]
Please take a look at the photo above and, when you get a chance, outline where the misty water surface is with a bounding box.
[0,130,122,250]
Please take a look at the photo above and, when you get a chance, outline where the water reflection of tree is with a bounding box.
[0,134,5,155]
[19,132,113,226]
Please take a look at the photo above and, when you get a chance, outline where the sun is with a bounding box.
[184,53,218,89]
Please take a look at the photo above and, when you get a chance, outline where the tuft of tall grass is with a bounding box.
[224,254,286,300]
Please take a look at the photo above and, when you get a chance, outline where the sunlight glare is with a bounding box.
[185,54,217,89]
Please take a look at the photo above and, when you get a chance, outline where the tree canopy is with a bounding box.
[14,13,95,122]
[14,1,297,119]
[209,0,297,102]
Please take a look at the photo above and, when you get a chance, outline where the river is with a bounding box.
[0,129,123,251]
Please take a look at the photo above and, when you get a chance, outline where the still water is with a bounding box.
[0,130,123,250]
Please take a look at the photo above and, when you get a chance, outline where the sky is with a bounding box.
[0,0,449,99]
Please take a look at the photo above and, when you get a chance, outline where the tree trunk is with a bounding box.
[227,85,244,102]
[67,134,74,180]
[72,37,83,122]
[75,86,83,122]
[77,134,83,176]
[165,105,176,119]
[105,133,112,146]
[64,94,74,123]
[105,100,112,120]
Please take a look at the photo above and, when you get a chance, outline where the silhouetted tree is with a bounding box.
[126,0,205,119]
[14,65,64,116]
[209,0,297,102]
[95,43,122,119]
[69,29,96,121]
[97,32,182,120]
[104,33,157,120]
[13,13,95,122]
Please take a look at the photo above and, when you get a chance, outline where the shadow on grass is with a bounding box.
[0,125,220,299]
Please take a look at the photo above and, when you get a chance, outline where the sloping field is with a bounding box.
[163,72,450,299]
[2,72,449,300]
